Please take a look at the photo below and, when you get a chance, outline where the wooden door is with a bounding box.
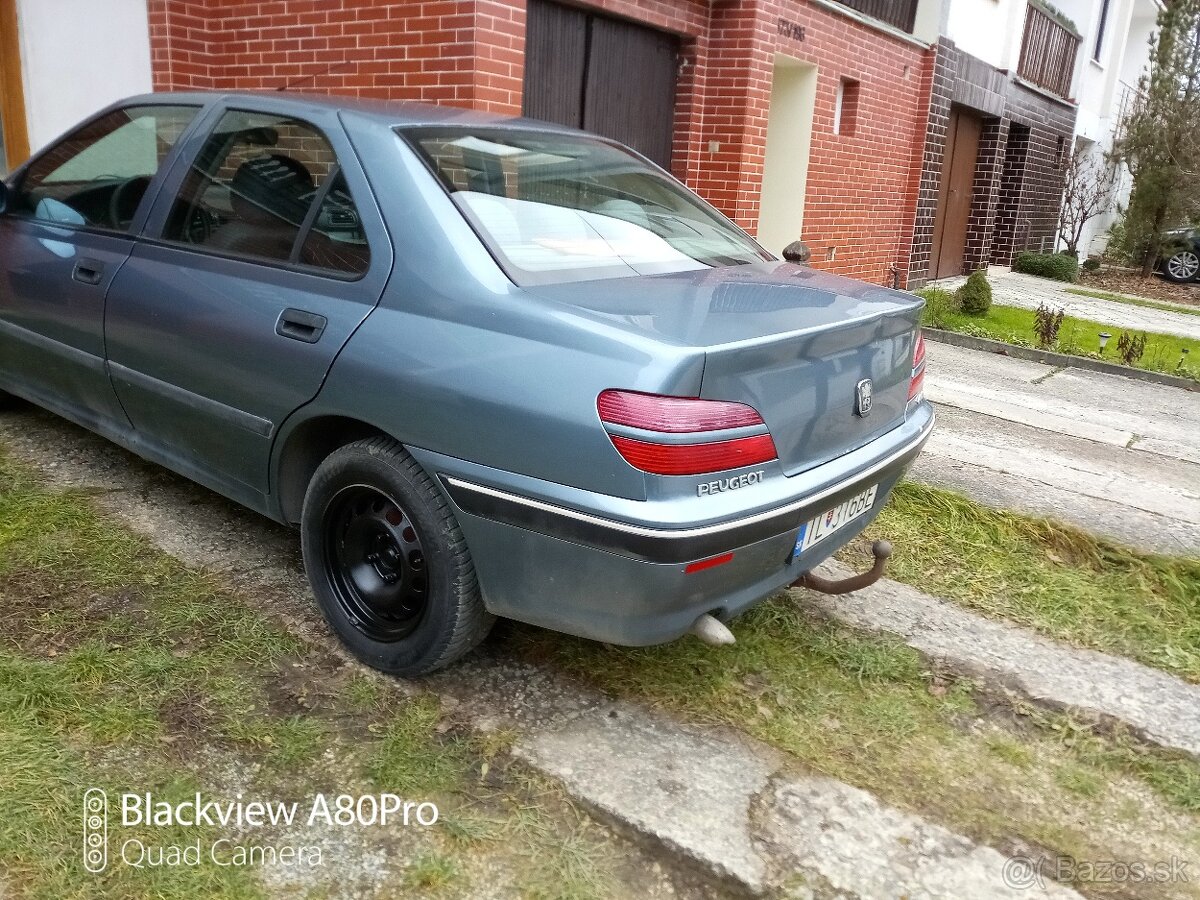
[584,15,677,168]
[0,0,31,173]
[930,108,981,280]
[522,1,588,130]
[523,0,678,169]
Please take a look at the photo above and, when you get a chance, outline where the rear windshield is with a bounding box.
[401,127,771,285]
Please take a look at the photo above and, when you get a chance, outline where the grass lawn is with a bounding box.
[917,289,1200,381]
[4,441,1200,898]
[1066,286,1200,318]
[850,481,1200,683]
[0,452,635,900]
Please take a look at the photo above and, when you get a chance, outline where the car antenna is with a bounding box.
[276,61,353,92]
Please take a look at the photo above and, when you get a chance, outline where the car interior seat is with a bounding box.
[208,154,314,260]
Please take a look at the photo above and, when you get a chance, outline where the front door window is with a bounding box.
[11,105,199,231]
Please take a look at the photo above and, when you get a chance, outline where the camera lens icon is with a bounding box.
[82,789,108,874]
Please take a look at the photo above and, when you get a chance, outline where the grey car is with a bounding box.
[0,93,933,675]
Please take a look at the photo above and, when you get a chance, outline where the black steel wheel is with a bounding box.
[301,437,493,676]
[324,485,429,642]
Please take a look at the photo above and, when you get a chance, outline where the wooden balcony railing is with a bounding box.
[831,0,918,34]
[1018,2,1081,98]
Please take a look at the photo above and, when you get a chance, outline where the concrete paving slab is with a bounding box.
[924,431,1200,524]
[797,565,1200,759]
[926,381,1136,447]
[758,777,1083,899]
[515,702,1082,899]
[515,708,775,893]
[926,342,1200,467]
[912,451,1200,556]
[920,342,1200,553]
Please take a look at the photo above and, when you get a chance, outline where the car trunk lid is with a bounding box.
[526,261,924,476]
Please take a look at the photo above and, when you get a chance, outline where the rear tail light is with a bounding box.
[598,390,778,476]
[908,331,926,401]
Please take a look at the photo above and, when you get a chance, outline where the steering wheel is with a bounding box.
[108,175,151,229]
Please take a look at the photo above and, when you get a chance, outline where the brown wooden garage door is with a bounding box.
[523,0,679,169]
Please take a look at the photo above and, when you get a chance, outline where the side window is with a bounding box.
[14,105,199,231]
[163,110,370,274]
[298,171,370,275]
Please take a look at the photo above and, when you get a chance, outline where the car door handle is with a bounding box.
[275,308,327,344]
[72,258,105,286]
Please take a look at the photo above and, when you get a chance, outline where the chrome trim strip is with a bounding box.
[602,421,771,445]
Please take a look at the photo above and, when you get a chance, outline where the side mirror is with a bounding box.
[0,181,8,215]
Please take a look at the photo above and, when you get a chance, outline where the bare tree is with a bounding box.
[1058,143,1117,257]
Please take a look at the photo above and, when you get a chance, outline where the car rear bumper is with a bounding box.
[415,404,934,645]
[441,410,933,564]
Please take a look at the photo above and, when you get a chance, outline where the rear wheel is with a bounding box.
[301,437,493,676]
[1163,248,1200,283]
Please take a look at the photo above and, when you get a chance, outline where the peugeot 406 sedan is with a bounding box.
[0,93,932,675]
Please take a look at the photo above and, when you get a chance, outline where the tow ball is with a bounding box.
[792,540,893,595]
[688,540,894,646]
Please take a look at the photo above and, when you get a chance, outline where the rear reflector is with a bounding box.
[909,332,926,400]
[684,552,735,574]
[610,434,777,476]
[598,390,764,432]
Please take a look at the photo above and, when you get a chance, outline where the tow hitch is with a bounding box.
[792,540,892,595]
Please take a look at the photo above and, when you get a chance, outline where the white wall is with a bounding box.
[757,56,818,257]
[17,0,154,153]
[944,0,1028,70]
[1061,0,1160,256]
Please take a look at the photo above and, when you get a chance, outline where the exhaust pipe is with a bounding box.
[690,613,736,646]
[793,540,892,595]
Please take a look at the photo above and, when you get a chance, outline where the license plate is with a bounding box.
[793,484,878,557]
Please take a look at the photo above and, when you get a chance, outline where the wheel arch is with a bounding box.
[273,413,395,525]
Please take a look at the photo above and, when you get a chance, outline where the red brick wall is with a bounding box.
[149,0,935,287]
[747,2,932,285]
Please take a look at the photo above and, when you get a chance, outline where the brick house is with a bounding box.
[0,0,1101,288]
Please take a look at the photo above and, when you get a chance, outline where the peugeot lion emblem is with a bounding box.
[855,378,873,417]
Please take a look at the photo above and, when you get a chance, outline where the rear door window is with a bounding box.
[161,110,370,275]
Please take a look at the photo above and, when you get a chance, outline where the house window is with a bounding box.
[834,79,860,136]
[1093,0,1111,61]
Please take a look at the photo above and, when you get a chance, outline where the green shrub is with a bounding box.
[955,269,993,316]
[1013,251,1079,283]
[1081,257,1101,274]
[915,287,960,328]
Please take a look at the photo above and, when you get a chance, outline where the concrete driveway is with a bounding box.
[916,340,1200,555]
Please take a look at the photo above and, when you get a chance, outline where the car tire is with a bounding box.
[1162,248,1200,283]
[301,436,494,676]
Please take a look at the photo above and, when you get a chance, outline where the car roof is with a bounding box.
[121,90,580,134]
